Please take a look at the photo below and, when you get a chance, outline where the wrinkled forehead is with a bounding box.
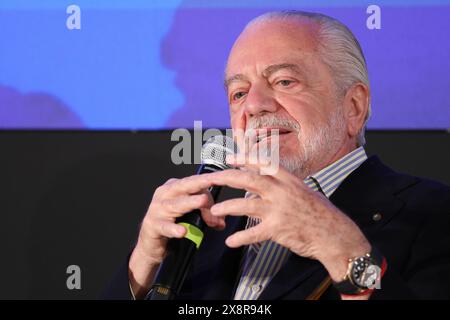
[226,18,320,75]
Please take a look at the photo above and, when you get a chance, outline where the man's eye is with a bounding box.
[232,91,246,101]
[277,79,294,87]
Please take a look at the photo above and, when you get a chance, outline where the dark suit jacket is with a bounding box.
[102,156,450,300]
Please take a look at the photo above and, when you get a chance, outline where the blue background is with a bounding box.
[1,0,449,129]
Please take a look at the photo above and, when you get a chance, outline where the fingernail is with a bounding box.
[210,204,221,215]
[176,225,186,236]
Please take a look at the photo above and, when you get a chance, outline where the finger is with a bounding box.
[210,198,266,218]
[152,178,179,200]
[162,174,216,197]
[160,193,211,215]
[199,190,226,229]
[156,166,275,200]
[153,219,187,239]
[159,190,225,229]
[204,169,270,195]
[225,224,267,248]
[164,178,179,185]
[201,207,226,230]
[226,153,296,180]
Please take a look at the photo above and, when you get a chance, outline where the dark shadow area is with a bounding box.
[0,130,448,298]
[0,85,84,129]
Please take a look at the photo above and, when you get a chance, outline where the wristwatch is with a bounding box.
[333,247,386,296]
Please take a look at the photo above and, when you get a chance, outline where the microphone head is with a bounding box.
[201,135,237,169]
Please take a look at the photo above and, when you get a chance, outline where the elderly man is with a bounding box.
[104,11,450,300]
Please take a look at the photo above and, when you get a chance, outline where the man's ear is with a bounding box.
[343,83,370,141]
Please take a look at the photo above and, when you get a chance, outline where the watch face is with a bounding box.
[351,256,382,289]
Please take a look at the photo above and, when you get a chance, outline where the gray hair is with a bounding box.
[248,11,371,146]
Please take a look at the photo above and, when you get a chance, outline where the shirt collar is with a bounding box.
[304,146,367,198]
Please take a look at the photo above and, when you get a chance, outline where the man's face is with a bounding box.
[225,19,348,177]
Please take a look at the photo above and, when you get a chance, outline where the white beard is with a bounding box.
[245,106,346,178]
[281,106,347,178]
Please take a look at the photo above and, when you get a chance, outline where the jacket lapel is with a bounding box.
[329,156,413,234]
[257,253,324,300]
[195,215,247,299]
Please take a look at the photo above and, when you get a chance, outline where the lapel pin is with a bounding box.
[372,212,382,222]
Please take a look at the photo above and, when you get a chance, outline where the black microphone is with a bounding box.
[145,135,236,300]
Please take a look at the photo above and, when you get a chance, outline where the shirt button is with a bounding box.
[372,212,382,222]
[251,284,262,294]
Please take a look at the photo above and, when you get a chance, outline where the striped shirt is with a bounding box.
[233,147,368,300]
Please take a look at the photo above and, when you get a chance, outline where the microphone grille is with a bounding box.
[201,135,237,169]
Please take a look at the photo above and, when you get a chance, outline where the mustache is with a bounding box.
[246,115,300,132]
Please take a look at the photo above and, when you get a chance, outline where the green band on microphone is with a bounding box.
[177,222,204,249]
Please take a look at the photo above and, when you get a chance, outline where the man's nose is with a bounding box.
[243,83,278,116]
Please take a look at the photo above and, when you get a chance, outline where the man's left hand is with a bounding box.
[206,155,371,287]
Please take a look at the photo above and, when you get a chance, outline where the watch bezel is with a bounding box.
[349,253,380,289]
[333,248,384,295]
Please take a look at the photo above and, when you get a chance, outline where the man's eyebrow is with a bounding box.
[224,63,304,89]
[224,74,249,89]
[262,63,304,77]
